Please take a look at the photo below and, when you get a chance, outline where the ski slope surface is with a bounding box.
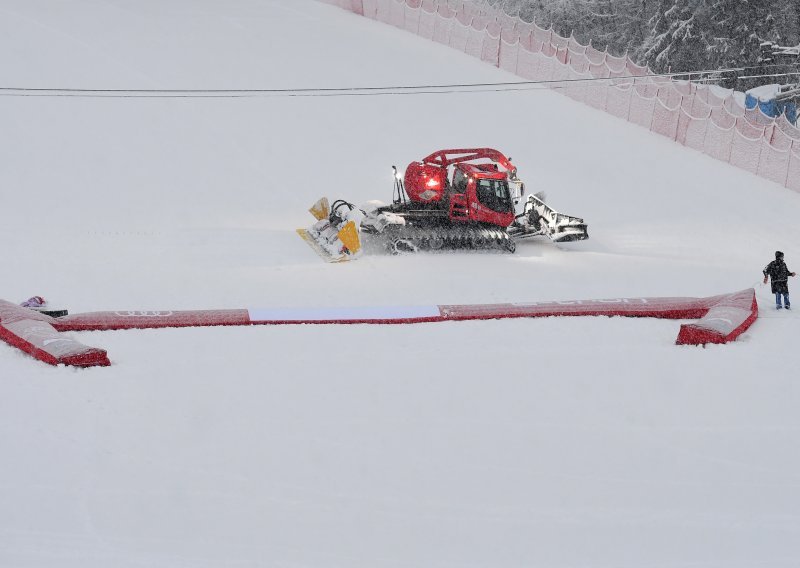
[2,1,800,566]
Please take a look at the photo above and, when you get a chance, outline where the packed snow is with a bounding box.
[2,1,800,566]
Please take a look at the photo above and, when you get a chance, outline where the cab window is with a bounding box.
[476,179,513,213]
[452,169,468,193]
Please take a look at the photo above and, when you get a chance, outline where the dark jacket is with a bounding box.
[764,259,792,282]
[764,259,793,293]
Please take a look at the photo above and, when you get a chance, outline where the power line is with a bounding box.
[0,63,796,99]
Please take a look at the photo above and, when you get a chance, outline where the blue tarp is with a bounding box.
[744,93,798,125]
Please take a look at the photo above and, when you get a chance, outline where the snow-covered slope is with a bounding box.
[2,1,800,566]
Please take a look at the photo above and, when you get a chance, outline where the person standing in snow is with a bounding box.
[763,251,796,309]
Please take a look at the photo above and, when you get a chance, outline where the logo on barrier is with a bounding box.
[113,311,175,317]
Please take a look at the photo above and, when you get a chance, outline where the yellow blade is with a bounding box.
[309,197,330,221]
[296,229,351,263]
[337,221,361,254]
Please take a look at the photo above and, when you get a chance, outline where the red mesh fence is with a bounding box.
[704,120,735,163]
[757,137,792,186]
[325,0,797,191]
[788,148,800,192]
[730,125,765,174]
[449,17,470,51]
[499,39,519,73]
[389,0,405,27]
[677,110,709,150]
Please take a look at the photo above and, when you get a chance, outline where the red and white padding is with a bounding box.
[1,289,758,368]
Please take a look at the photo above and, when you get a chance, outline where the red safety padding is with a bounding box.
[53,309,251,331]
[0,300,110,367]
[676,289,759,345]
[1,289,758,368]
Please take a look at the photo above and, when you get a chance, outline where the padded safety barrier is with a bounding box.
[675,289,758,346]
[0,300,110,367]
[321,0,799,192]
[0,289,758,367]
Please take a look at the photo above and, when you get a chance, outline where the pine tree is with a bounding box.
[487,0,799,90]
[707,0,792,89]
[576,0,648,54]
[641,0,713,74]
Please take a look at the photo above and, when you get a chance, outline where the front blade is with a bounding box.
[309,197,330,221]
[337,221,361,254]
[296,228,353,263]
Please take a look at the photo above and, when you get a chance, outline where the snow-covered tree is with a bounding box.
[575,0,650,54]
[487,0,799,89]
[492,0,650,54]
[640,0,714,73]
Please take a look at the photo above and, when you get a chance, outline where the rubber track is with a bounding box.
[383,225,515,254]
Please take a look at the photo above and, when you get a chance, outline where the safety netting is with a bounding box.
[322,0,799,191]
[1,290,758,367]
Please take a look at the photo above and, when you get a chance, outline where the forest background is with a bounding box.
[491,0,800,89]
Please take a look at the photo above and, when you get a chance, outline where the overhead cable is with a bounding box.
[0,63,796,98]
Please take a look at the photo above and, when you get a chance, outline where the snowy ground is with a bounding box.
[2,1,800,566]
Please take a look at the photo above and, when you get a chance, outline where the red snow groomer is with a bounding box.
[301,148,588,261]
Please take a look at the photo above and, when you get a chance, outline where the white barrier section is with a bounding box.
[247,306,441,322]
[321,0,799,191]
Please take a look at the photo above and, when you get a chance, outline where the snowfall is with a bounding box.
[2,1,800,566]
